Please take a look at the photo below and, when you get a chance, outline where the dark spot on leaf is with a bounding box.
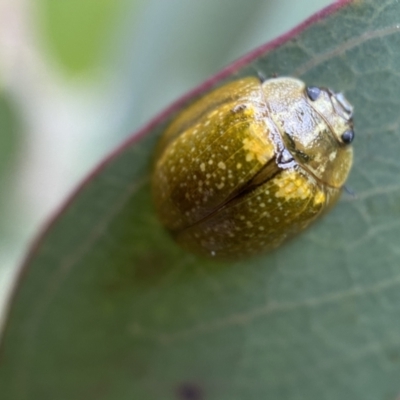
[103,251,172,292]
[387,347,400,363]
[134,252,170,283]
[177,382,204,400]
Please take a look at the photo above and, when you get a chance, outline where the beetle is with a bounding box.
[152,76,354,259]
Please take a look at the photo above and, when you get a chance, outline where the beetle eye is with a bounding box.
[306,86,321,101]
[341,129,355,144]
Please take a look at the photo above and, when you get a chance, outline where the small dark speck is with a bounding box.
[388,348,400,363]
[177,382,204,400]
[232,104,247,113]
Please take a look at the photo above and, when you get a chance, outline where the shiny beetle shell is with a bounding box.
[152,76,354,259]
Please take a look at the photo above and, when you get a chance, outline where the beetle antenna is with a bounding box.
[257,71,267,82]
[343,185,356,198]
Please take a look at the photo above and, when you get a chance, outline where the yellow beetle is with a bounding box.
[152,76,354,259]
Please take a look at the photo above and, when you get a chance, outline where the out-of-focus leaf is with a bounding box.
[37,0,139,75]
[2,1,400,399]
[0,93,20,233]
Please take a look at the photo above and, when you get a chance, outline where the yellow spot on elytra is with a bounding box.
[274,172,311,201]
[216,182,225,189]
[200,163,206,172]
[314,191,325,205]
[236,163,242,169]
[242,134,273,164]
[218,161,226,170]
[246,153,254,162]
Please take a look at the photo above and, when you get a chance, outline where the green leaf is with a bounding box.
[2,0,400,399]
[0,92,21,235]
[37,0,138,75]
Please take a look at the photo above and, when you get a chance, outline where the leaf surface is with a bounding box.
[2,1,400,399]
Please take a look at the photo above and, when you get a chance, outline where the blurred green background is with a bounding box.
[0,0,332,320]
